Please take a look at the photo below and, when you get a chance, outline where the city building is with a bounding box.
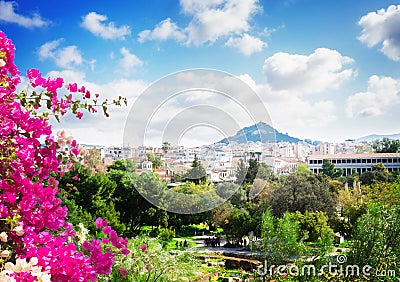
[307,153,400,175]
[272,157,299,176]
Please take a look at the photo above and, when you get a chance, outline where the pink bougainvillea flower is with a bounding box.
[119,268,127,277]
[0,30,129,282]
[67,83,78,92]
[121,248,130,255]
[139,245,147,253]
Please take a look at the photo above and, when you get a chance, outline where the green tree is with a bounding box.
[257,163,275,181]
[322,159,343,178]
[184,154,207,184]
[294,211,334,247]
[261,207,275,254]
[296,163,312,175]
[359,162,391,185]
[215,182,247,207]
[222,207,253,245]
[335,179,400,238]
[373,137,400,153]
[91,199,125,234]
[261,208,309,264]
[58,163,125,234]
[59,163,116,206]
[107,159,136,173]
[269,173,335,217]
[245,158,259,184]
[235,159,247,184]
[161,141,170,155]
[107,168,156,234]
[348,204,400,277]
[147,153,163,170]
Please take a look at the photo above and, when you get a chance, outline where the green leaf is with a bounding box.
[44,91,54,98]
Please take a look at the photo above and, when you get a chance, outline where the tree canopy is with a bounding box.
[373,138,400,153]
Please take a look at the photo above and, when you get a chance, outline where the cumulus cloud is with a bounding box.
[237,74,337,131]
[137,0,265,55]
[38,39,84,69]
[119,47,143,70]
[0,0,50,28]
[226,33,266,56]
[183,0,261,45]
[358,5,400,61]
[346,75,400,117]
[262,48,355,94]
[271,94,337,132]
[81,12,131,40]
[138,18,186,43]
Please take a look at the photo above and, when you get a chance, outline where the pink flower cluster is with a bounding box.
[82,218,130,275]
[0,31,129,281]
[27,68,86,118]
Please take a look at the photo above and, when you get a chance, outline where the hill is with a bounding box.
[355,133,400,142]
[217,122,303,144]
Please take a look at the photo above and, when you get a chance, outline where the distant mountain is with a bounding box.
[217,122,304,144]
[355,133,400,142]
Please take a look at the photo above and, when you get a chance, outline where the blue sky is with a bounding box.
[1,0,400,147]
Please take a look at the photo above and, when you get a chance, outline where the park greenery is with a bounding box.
[1,30,400,281]
[54,152,400,281]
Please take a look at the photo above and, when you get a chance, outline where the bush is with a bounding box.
[104,236,199,282]
[156,227,176,243]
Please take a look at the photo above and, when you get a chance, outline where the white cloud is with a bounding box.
[358,5,400,61]
[38,39,84,69]
[119,47,143,70]
[46,69,87,86]
[180,0,225,14]
[237,75,338,133]
[0,0,49,28]
[183,0,261,45]
[138,18,186,43]
[81,12,131,40]
[226,33,266,55]
[262,48,355,94]
[137,0,264,55]
[346,75,400,117]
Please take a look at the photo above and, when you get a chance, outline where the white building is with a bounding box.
[307,153,400,175]
[272,157,299,176]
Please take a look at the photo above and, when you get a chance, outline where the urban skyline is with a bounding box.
[1,0,400,147]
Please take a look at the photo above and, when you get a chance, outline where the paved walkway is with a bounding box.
[183,235,263,257]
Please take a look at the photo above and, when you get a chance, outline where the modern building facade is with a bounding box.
[307,153,400,175]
